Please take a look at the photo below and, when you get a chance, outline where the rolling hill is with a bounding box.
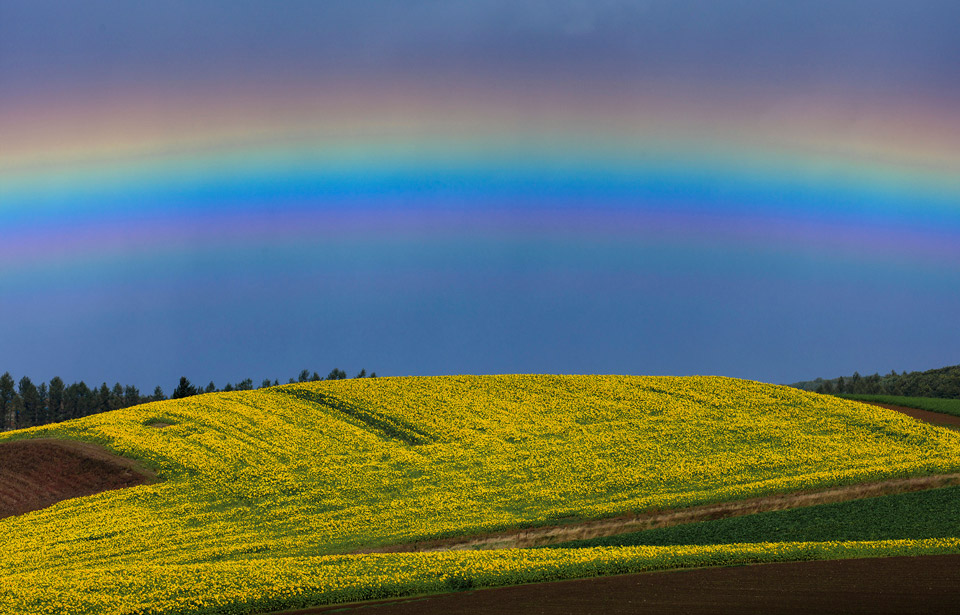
[2,375,959,613]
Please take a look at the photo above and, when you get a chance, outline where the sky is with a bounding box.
[2,1,960,391]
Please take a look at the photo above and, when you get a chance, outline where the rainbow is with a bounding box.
[3,80,960,285]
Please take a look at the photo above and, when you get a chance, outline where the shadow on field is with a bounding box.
[275,555,960,615]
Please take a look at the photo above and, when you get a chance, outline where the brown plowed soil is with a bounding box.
[357,473,960,553]
[860,401,960,427]
[273,555,960,615]
[0,438,155,519]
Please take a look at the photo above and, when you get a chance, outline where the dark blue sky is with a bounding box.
[4,1,960,96]
[2,1,959,391]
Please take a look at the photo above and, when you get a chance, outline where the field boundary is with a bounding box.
[843,394,960,419]
[857,400,960,427]
[357,473,960,553]
[269,554,960,615]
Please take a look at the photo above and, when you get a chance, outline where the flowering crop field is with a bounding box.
[2,374,960,614]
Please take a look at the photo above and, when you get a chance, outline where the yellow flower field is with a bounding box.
[1,375,959,613]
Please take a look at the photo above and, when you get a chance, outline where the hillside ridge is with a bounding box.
[3,374,960,613]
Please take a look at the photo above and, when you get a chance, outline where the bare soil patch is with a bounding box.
[144,419,175,428]
[860,401,960,427]
[273,554,960,615]
[357,473,960,553]
[0,438,156,520]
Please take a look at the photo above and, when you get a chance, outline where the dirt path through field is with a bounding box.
[357,472,960,553]
[0,438,156,519]
[859,401,960,427]
[273,554,960,615]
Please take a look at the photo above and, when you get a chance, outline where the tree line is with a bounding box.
[0,368,375,431]
[792,364,960,399]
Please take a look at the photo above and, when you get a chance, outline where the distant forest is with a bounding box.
[792,364,960,399]
[0,368,375,432]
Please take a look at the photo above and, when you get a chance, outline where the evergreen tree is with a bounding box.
[10,395,23,430]
[172,377,197,399]
[0,372,15,430]
[18,376,40,428]
[110,383,125,411]
[850,371,862,394]
[63,383,79,420]
[796,364,960,399]
[75,381,94,417]
[0,367,381,426]
[37,382,48,424]
[48,377,65,423]
[97,383,112,414]
[123,385,141,408]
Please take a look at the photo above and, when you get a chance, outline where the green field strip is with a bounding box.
[841,394,960,418]
[545,485,960,549]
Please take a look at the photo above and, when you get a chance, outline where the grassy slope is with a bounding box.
[841,394,960,418]
[2,375,960,613]
[547,485,960,548]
